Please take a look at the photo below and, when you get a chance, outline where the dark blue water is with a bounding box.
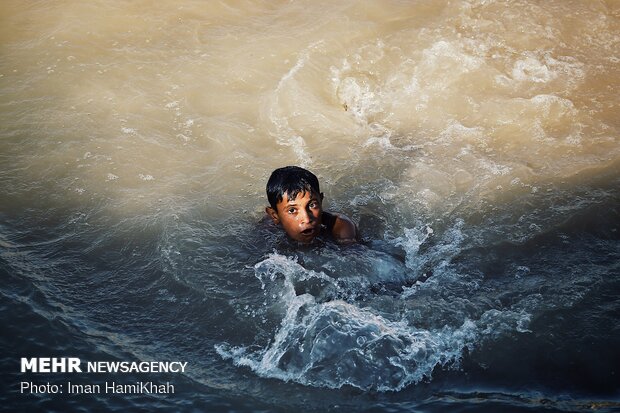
[2,0,620,410]
[1,162,619,413]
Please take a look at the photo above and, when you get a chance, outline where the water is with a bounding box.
[1,0,619,411]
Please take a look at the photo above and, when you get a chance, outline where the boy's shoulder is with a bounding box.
[322,211,358,243]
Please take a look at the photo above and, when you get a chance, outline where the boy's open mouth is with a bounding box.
[301,227,315,236]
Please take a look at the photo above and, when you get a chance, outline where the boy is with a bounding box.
[265,166,358,244]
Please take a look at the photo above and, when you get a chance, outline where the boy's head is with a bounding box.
[266,166,324,243]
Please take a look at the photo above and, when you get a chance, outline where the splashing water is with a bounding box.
[1,0,619,412]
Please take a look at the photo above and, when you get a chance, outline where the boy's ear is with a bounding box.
[265,207,280,224]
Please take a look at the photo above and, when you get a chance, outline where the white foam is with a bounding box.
[265,41,325,167]
[216,240,526,392]
[336,75,382,124]
[422,40,482,74]
[217,297,480,391]
[394,225,434,270]
[512,55,555,83]
[396,221,467,299]
[511,52,584,86]
[121,127,137,135]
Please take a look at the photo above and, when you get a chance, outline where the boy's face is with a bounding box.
[266,190,323,243]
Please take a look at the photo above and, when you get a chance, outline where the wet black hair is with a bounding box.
[266,166,321,209]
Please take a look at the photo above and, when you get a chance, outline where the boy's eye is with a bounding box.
[287,208,296,214]
[309,201,318,208]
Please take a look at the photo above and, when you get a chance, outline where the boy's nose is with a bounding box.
[299,209,314,224]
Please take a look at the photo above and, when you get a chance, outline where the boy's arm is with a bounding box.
[324,212,358,243]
